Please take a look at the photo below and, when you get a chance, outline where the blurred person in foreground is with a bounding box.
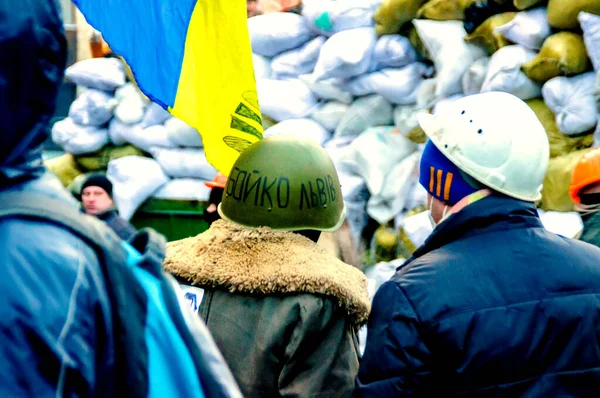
[570,147,600,247]
[356,92,600,397]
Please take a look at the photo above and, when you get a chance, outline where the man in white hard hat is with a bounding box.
[355,92,600,397]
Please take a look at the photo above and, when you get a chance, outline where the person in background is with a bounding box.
[165,137,370,397]
[203,172,227,227]
[570,147,600,247]
[81,174,136,241]
[356,92,600,397]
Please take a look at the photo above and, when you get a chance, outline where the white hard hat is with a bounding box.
[417,92,549,202]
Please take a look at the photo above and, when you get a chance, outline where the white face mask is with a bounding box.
[428,199,450,228]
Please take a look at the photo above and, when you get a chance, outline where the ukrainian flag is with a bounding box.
[73,0,263,175]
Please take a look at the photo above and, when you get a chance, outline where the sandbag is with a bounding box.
[302,0,377,35]
[140,102,171,129]
[481,45,541,100]
[65,58,126,91]
[121,124,178,152]
[369,34,418,72]
[415,78,439,108]
[45,153,84,187]
[580,12,600,72]
[433,94,466,114]
[312,27,377,81]
[521,32,593,84]
[148,147,218,180]
[335,94,394,138]
[74,144,145,172]
[404,24,431,60]
[264,118,332,146]
[417,0,469,21]
[371,226,399,263]
[108,118,140,147]
[338,127,417,196]
[494,7,551,50]
[413,20,487,99]
[514,0,544,10]
[310,101,350,132]
[299,74,354,104]
[114,83,147,124]
[248,13,315,57]
[393,104,426,138]
[465,12,517,55]
[107,156,170,221]
[257,78,318,121]
[547,0,600,30]
[537,209,584,238]
[344,63,433,105]
[68,89,117,127]
[164,117,203,147]
[271,37,326,79]
[462,56,490,94]
[540,149,588,212]
[542,73,598,136]
[374,0,428,36]
[463,0,516,34]
[253,54,272,80]
[153,178,212,202]
[526,98,594,158]
[51,118,109,155]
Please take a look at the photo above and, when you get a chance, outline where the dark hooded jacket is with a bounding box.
[356,195,600,397]
[97,208,137,241]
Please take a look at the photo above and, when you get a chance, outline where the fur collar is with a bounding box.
[164,220,370,326]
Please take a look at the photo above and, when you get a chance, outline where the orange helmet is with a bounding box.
[569,148,600,203]
[205,173,227,189]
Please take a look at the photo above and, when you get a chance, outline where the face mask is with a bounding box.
[427,199,437,228]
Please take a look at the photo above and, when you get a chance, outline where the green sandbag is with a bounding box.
[45,153,84,187]
[407,125,428,144]
[526,99,594,159]
[521,32,592,84]
[547,0,600,30]
[373,226,400,263]
[403,24,431,60]
[465,12,517,55]
[374,0,428,36]
[514,0,546,10]
[417,0,469,21]
[540,149,588,212]
[74,144,145,171]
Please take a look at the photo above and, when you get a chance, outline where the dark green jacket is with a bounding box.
[580,211,600,247]
[165,220,371,397]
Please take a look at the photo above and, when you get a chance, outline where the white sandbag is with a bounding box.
[335,94,393,138]
[264,118,331,146]
[344,183,371,248]
[153,178,212,202]
[580,12,600,72]
[542,72,598,136]
[413,20,486,99]
[537,209,583,239]
[310,101,350,132]
[344,63,432,105]
[394,104,422,137]
[271,37,326,79]
[312,27,377,81]
[253,54,272,80]
[114,84,146,125]
[402,209,433,248]
[481,45,541,100]
[369,34,418,72]
[433,94,465,114]
[462,57,490,95]
[65,58,126,91]
[337,126,417,196]
[416,78,439,109]
[51,117,109,155]
[299,74,354,104]
[68,89,117,127]
[494,8,551,51]
[302,0,377,36]
[367,152,420,223]
[248,13,315,57]
[365,259,405,300]
[148,147,218,180]
[140,102,171,129]
[107,156,169,221]
[257,79,318,122]
[164,117,203,147]
[122,125,177,152]
[108,118,140,147]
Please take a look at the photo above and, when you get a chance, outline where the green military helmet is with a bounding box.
[218,136,346,231]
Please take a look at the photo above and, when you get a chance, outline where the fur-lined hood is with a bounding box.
[165,220,370,326]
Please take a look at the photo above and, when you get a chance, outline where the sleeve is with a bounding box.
[355,281,433,397]
[278,297,360,398]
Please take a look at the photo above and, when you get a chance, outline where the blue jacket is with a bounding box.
[356,195,600,397]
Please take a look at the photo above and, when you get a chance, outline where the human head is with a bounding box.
[203,173,227,226]
[0,1,67,175]
[218,136,346,233]
[417,92,549,224]
[81,174,114,215]
[570,147,600,207]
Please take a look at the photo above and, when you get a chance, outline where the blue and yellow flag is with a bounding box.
[73,0,263,175]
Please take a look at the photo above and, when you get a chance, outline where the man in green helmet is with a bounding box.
[165,136,370,397]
